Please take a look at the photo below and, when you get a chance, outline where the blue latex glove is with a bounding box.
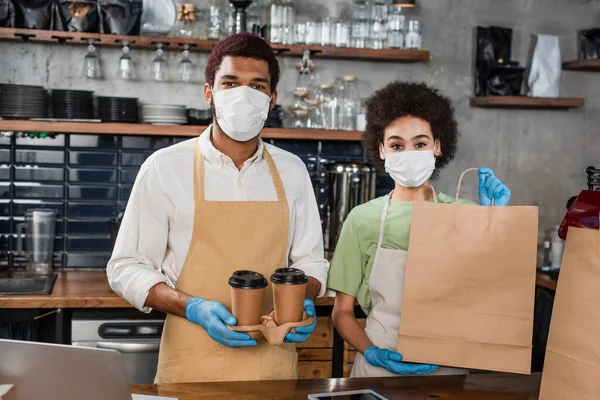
[284,298,316,343]
[478,167,511,206]
[363,346,439,375]
[185,297,257,348]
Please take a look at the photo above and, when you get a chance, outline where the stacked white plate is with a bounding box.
[142,104,188,125]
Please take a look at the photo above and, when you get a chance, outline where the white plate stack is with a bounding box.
[142,104,188,125]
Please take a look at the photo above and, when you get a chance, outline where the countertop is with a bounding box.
[0,271,336,309]
[0,270,557,309]
[131,373,541,400]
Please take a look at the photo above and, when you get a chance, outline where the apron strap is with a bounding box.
[194,139,287,205]
[263,149,288,204]
[194,138,205,202]
[377,185,438,248]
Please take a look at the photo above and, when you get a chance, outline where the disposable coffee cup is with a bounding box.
[229,270,268,326]
[270,268,308,325]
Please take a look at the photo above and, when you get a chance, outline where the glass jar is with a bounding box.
[405,19,422,50]
[387,6,405,49]
[351,0,371,48]
[305,21,321,45]
[336,75,360,131]
[320,17,335,46]
[315,84,337,130]
[269,0,284,43]
[369,1,387,49]
[335,19,350,47]
[206,0,225,39]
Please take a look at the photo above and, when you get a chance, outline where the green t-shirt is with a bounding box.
[326,193,475,315]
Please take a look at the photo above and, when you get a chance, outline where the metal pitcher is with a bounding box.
[324,162,376,251]
[16,209,57,274]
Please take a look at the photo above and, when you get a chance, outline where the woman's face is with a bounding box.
[379,116,442,160]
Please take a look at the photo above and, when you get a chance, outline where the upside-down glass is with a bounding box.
[179,44,193,82]
[152,43,167,81]
[117,41,135,80]
[387,6,405,49]
[83,39,102,79]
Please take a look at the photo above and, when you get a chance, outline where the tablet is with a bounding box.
[307,389,389,400]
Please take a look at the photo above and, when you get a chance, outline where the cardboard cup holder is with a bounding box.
[228,311,314,345]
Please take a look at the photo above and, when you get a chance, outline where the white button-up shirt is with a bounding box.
[107,127,329,312]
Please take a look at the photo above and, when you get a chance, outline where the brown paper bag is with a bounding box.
[397,169,538,374]
[539,226,600,400]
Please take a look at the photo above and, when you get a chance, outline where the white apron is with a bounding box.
[351,188,467,377]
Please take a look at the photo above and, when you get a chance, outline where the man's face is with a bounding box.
[204,56,277,112]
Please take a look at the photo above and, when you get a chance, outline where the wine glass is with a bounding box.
[153,43,167,82]
[117,41,135,80]
[178,44,193,82]
[82,39,102,79]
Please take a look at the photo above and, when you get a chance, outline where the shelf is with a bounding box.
[0,120,362,141]
[0,28,430,63]
[470,96,584,109]
[563,59,600,72]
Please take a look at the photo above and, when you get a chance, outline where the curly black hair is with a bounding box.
[362,81,459,172]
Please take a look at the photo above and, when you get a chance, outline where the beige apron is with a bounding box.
[155,139,298,383]
[351,188,466,377]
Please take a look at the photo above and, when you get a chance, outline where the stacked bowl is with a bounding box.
[51,89,94,120]
[0,84,49,119]
[98,97,139,123]
[142,104,187,125]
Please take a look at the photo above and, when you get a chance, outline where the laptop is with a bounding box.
[0,339,132,400]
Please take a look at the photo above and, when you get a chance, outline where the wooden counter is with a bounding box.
[0,271,336,309]
[536,272,557,291]
[131,373,541,399]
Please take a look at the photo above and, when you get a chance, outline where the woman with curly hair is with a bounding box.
[327,81,511,378]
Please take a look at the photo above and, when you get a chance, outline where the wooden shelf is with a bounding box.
[0,28,430,63]
[563,59,600,72]
[470,96,584,109]
[0,120,362,141]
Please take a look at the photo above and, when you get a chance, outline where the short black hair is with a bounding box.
[362,81,459,172]
[205,32,280,92]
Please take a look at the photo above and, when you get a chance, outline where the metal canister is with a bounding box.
[324,162,376,251]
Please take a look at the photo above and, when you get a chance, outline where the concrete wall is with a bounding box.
[1,0,598,234]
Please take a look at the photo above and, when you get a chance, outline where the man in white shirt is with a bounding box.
[106,33,329,383]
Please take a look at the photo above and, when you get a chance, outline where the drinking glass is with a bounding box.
[320,17,335,46]
[351,0,371,48]
[295,21,307,44]
[387,6,405,49]
[152,43,167,82]
[178,44,193,82]
[82,39,102,79]
[117,41,135,80]
[369,1,387,49]
[335,20,350,47]
[405,20,422,50]
[306,21,320,45]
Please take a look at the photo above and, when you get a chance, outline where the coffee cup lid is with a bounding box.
[270,268,308,285]
[229,270,268,289]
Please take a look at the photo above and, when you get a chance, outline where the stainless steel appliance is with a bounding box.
[324,162,376,251]
[16,209,57,274]
[71,319,164,384]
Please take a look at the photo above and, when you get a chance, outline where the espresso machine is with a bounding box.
[16,209,57,274]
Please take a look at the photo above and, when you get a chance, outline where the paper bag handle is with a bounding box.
[456,168,494,205]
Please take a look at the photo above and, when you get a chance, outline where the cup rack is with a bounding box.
[0,27,431,63]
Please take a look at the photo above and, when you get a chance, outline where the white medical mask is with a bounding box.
[212,86,271,142]
[383,148,436,187]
